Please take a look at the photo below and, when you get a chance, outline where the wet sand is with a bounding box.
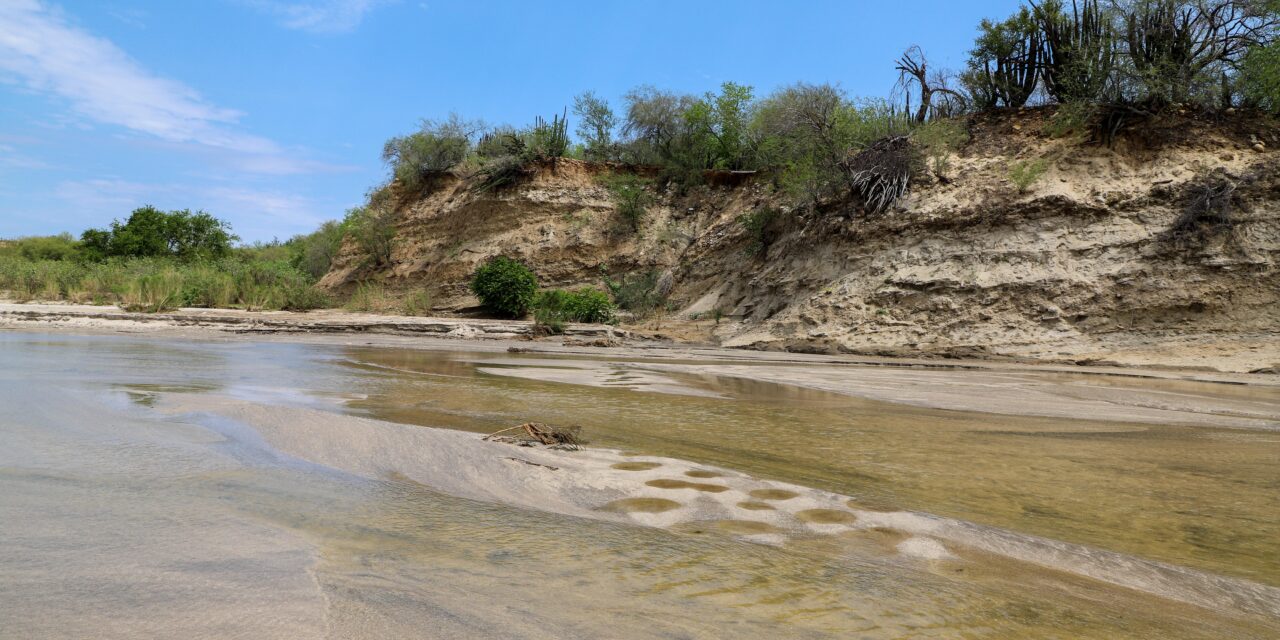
[2,332,1278,638]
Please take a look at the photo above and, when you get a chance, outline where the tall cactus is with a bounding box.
[1034,0,1117,102]
[969,7,1044,108]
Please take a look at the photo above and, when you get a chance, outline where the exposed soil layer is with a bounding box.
[316,108,1279,373]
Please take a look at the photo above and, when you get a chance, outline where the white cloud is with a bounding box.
[0,1,350,175]
[243,0,389,34]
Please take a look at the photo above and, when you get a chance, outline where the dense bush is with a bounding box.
[738,207,781,257]
[531,287,615,332]
[342,206,396,268]
[470,256,538,317]
[80,206,237,262]
[1243,37,1280,112]
[4,234,80,261]
[288,220,346,279]
[383,114,483,192]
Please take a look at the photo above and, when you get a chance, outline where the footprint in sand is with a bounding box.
[611,461,662,471]
[684,469,724,478]
[748,488,799,501]
[646,479,730,493]
[600,498,682,514]
[796,509,857,525]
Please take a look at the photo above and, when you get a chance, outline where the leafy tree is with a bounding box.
[705,82,755,169]
[1242,35,1280,110]
[80,206,237,261]
[572,91,618,161]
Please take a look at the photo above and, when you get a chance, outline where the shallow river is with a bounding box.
[1,333,1277,638]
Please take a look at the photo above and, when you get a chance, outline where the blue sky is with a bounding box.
[0,0,1020,242]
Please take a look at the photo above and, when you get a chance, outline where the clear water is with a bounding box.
[1,333,1276,638]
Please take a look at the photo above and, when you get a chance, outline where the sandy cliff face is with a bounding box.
[321,109,1280,371]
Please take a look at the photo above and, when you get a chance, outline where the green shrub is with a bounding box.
[344,282,391,313]
[288,220,345,280]
[601,173,652,233]
[1009,158,1050,193]
[605,269,666,316]
[531,289,570,334]
[382,114,483,192]
[1242,39,1280,113]
[342,206,396,268]
[12,234,79,261]
[910,119,969,181]
[531,287,615,332]
[738,207,781,257]
[470,256,538,317]
[561,288,615,323]
[1045,101,1097,141]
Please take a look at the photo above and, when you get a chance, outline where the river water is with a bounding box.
[1,333,1277,638]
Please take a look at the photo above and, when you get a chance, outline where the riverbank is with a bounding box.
[2,301,1277,429]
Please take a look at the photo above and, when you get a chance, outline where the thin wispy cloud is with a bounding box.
[242,0,389,34]
[0,0,352,175]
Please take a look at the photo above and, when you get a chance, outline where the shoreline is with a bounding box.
[2,300,1276,388]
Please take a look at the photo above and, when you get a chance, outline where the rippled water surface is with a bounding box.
[1,333,1277,638]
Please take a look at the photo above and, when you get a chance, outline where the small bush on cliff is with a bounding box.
[343,206,397,268]
[383,114,483,192]
[910,119,969,181]
[601,174,652,233]
[471,256,538,317]
[737,207,781,257]
[1008,157,1049,193]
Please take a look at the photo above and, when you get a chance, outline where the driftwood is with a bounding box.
[483,422,582,451]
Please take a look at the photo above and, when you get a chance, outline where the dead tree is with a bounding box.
[896,47,969,123]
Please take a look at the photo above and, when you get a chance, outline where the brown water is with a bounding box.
[1,333,1277,638]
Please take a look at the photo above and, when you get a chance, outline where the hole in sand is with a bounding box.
[611,461,662,471]
[749,488,799,501]
[737,501,776,511]
[684,469,724,478]
[673,520,780,536]
[600,498,682,513]
[646,479,730,493]
[796,509,856,525]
